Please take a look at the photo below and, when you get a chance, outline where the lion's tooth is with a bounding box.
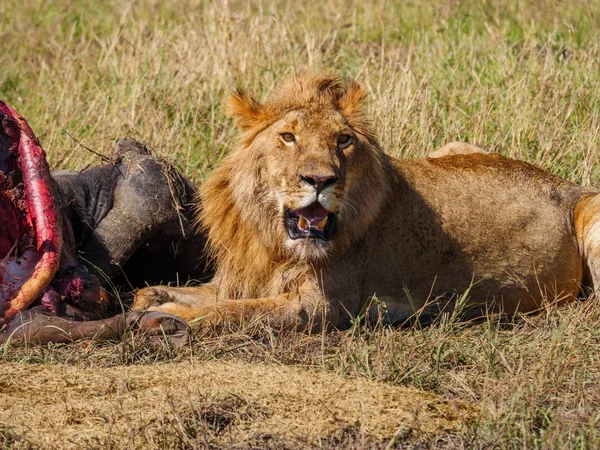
[317,216,328,230]
[298,215,308,230]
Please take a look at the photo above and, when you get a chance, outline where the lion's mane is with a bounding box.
[198,73,389,299]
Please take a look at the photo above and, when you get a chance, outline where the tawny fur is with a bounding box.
[134,73,600,330]
[428,142,488,158]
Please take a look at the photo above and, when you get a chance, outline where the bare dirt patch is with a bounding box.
[0,360,473,448]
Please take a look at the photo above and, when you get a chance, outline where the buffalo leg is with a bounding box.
[0,307,190,346]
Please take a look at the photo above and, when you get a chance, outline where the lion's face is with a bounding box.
[256,107,363,259]
[214,74,388,264]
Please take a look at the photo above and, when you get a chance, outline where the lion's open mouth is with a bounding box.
[285,202,336,241]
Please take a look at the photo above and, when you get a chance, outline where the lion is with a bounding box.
[133,73,600,330]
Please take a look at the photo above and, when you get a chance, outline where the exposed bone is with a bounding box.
[0,102,62,326]
[0,248,39,302]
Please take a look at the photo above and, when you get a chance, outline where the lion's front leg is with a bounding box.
[133,283,336,331]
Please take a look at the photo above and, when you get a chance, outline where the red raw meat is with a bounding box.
[0,101,62,326]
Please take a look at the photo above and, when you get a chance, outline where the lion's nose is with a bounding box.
[300,174,338,192]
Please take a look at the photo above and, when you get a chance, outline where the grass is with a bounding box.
[2,0,600,448]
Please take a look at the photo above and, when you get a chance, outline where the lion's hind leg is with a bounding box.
[575,193,600,294]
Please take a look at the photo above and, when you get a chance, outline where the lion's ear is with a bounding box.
[226,89,266,130]
[338,80,368,117]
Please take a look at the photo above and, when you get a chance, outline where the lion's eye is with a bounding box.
[337,134,352,149]
[280,133,296,145]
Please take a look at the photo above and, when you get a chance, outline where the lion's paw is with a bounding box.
[133,286,174,310]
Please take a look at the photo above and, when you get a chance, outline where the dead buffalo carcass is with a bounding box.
[0,101,211,344]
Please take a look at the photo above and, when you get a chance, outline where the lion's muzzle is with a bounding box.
[285,202,336,240]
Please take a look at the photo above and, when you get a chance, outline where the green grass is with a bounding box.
[2,0,599,184]
[2,0,600,448]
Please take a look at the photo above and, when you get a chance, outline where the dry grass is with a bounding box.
[2,301,600,448]
[2,0,600,448]
[0,360,473,448]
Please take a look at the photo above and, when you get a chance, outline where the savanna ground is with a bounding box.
[1,0,600,448]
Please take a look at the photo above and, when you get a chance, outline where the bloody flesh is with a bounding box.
[0,101,62,326]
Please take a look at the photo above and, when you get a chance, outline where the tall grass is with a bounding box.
[2,0,600,448]
[1,0,599,183]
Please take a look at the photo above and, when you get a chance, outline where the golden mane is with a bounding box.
[198,73,384,299]
[226,72,378,146]
[198,159,300,299]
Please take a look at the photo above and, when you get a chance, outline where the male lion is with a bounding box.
[134,73,600,330]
